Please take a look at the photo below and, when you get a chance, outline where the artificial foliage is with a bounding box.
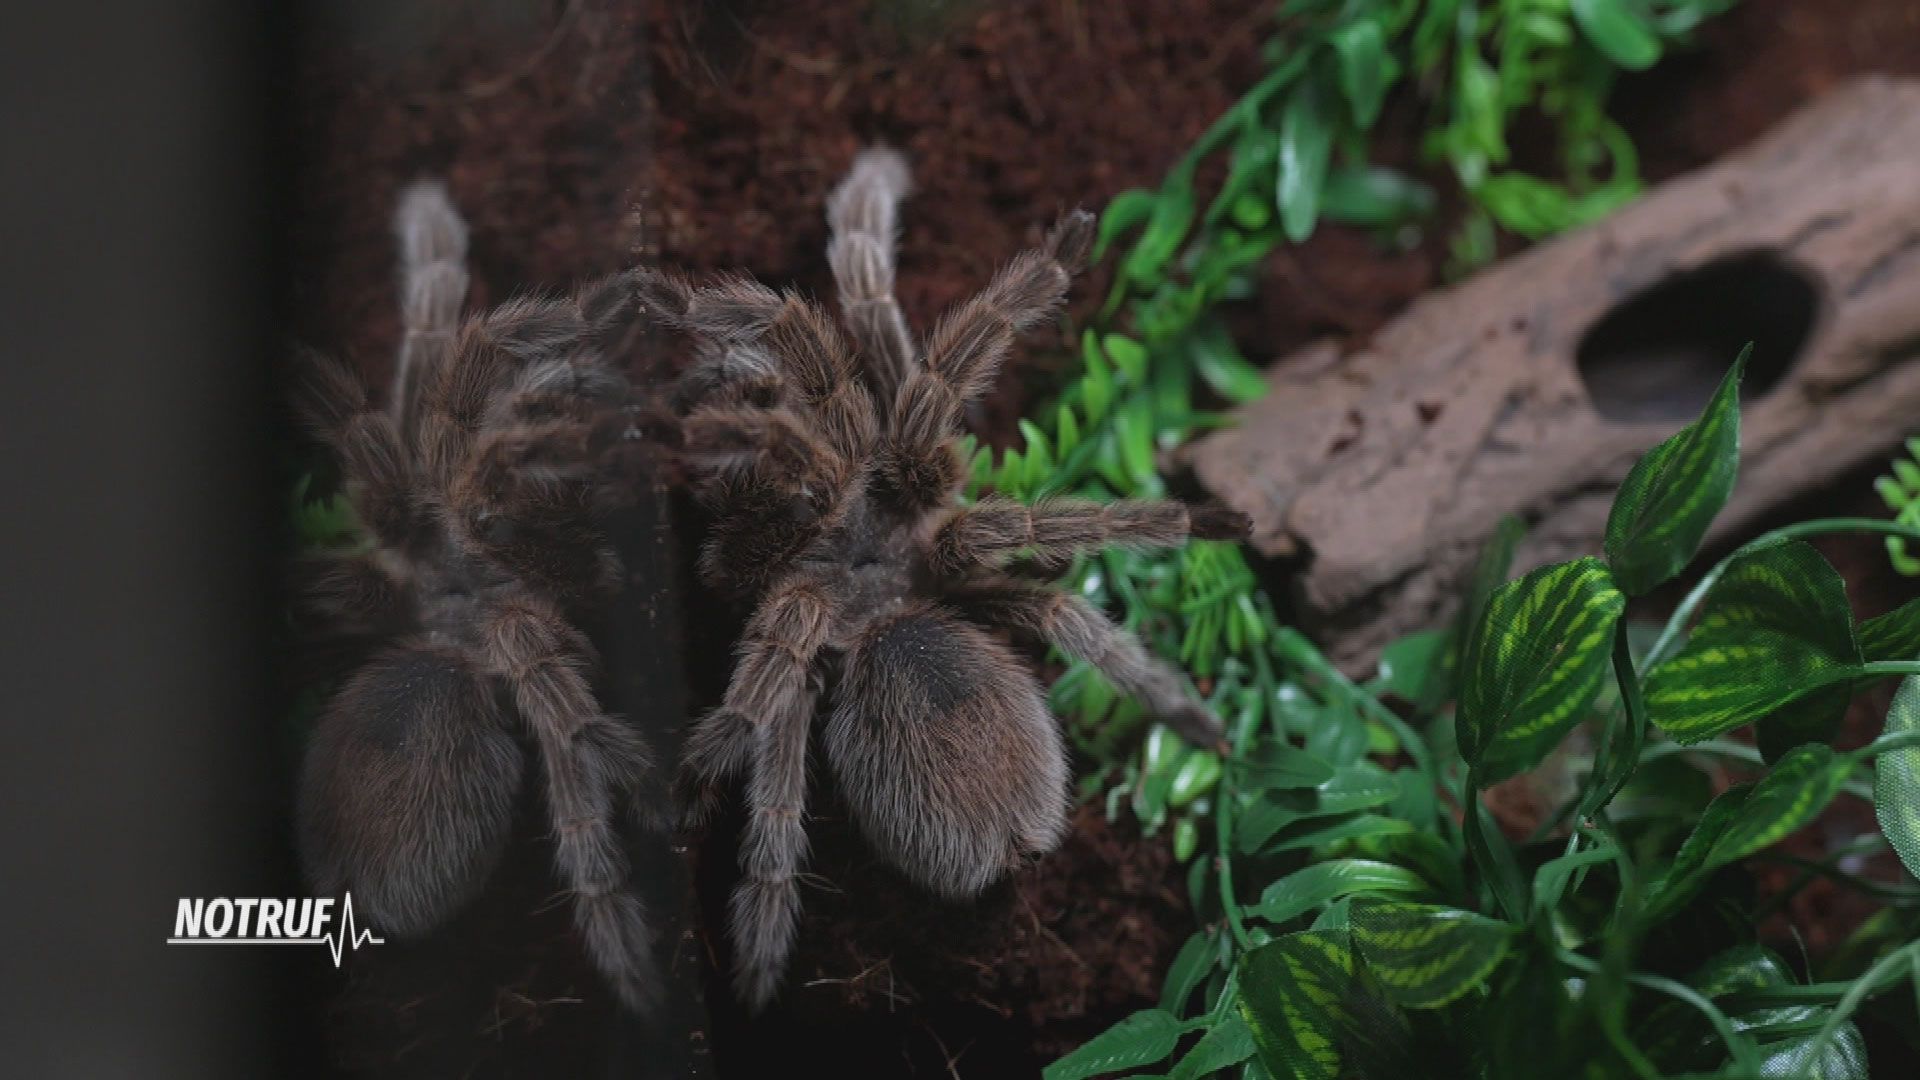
[1046,357,1920,1079]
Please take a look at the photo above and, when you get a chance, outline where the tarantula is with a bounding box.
[648,150,1248,1008]
[294,182,663,1010]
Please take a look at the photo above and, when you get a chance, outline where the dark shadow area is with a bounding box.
[1577,251,1818,423]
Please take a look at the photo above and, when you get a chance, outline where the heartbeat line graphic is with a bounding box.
[166,893,385,968]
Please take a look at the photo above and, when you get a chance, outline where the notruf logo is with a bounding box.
[168,894,385,967]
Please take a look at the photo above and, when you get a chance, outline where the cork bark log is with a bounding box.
[1186,77,1920,669]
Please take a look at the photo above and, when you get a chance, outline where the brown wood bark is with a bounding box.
[1187,78,1920,669]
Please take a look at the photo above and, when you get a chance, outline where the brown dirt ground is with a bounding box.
[287,0,1920,1075]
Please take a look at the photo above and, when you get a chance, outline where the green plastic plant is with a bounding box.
[1874,436,1920,576]
[1047,352,1920,1079]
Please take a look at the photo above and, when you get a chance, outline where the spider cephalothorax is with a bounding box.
[294,182,664,1011]
[647,150,1248,1008]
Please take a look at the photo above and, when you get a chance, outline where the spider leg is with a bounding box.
[449,414,628,601]
[673,338,784,413]
[826,148,918,401]
[679,575,835,1009]
[294,550,409,637]
[483,594,660,1012]
[414,273,638,489]
[291,347,420,547]
[881,210,1094,508]
[951,577,1226,749]
[390,181,469,442]
[638,270,877,463]
[930,496,1251,576]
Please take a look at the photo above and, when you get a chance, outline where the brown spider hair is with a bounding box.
[650,150,1247,1009]
[293,182,663,1011]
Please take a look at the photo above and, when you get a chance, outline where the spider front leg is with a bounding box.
[483,595,661,1012]
[390,181,469,440]
[881,210,1095,507]
[294,550,409,638]
[292,347,421,547]
[679,576,836,1009]
[826,148,918,401]
[953,578,1227,750]
[413,272,637,488]
[638,271,877,463]
[930,496,1251,576]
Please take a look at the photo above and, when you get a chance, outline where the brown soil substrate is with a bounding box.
[285,1,1920,1075]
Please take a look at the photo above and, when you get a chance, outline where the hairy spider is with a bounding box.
[294,181,664,1011]
[647,150,1249,1008]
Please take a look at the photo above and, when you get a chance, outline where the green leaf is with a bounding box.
[1104,333,1150,383]
[1645,781,1754,921]
[1321,167,1436,229]
[1755,1022,1868,1079]
[1859,597,1920,662]
[1235,767,1400,854]
[1603,347,1746,596]
[1639,944,1791,1069]
[1168,1016,1256,1080]
[1267,814,1415,855]
[1045,1008,1189,1080]
[1464,794,1529,922]
[1122,185,1196,285]
[1168,752,1223,809]
[1348,899,1514,1009]
[1375,628,1450,710]
[1237,932,1413,1080]
[1875,674,1920,880]
[1083,338,1114,421]
[1094,188,1161,260]
[1644,540,1862,745]
[1330,20,1399,128]
[1649,745,1853,920]
[1055,403,1082,457]
[1277,76,1335,242]
[1161,931,1218,1013]
[1532,841,1618,911]
[1570,0,1664,70]
[1190,323,1268,405]
[1706,743,1853,867]
[1235,741,1338,789]
[1457,557,1625,782]
[1249,859,1430,925]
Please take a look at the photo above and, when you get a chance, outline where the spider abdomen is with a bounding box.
[823,603,1068,901]
[297,645,524,936]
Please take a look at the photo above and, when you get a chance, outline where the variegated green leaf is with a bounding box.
[1604,348,1745,596]
[1236,932,1412,1080]
[1649,745,1853,921]
[1875,674,1920,880]
[1457,557,1625,782]
[1348,899,1514,1008]
[1860,596,1920,662]
[1645,781,1753,922]
[1045,1007,1188,1080]
[1644,540,1862,745]
[1755,1021,1868,1079]
[1639,945,1791,1070]
[1710,743,1853,868]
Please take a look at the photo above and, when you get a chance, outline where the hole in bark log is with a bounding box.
[1576,252,1816,422]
